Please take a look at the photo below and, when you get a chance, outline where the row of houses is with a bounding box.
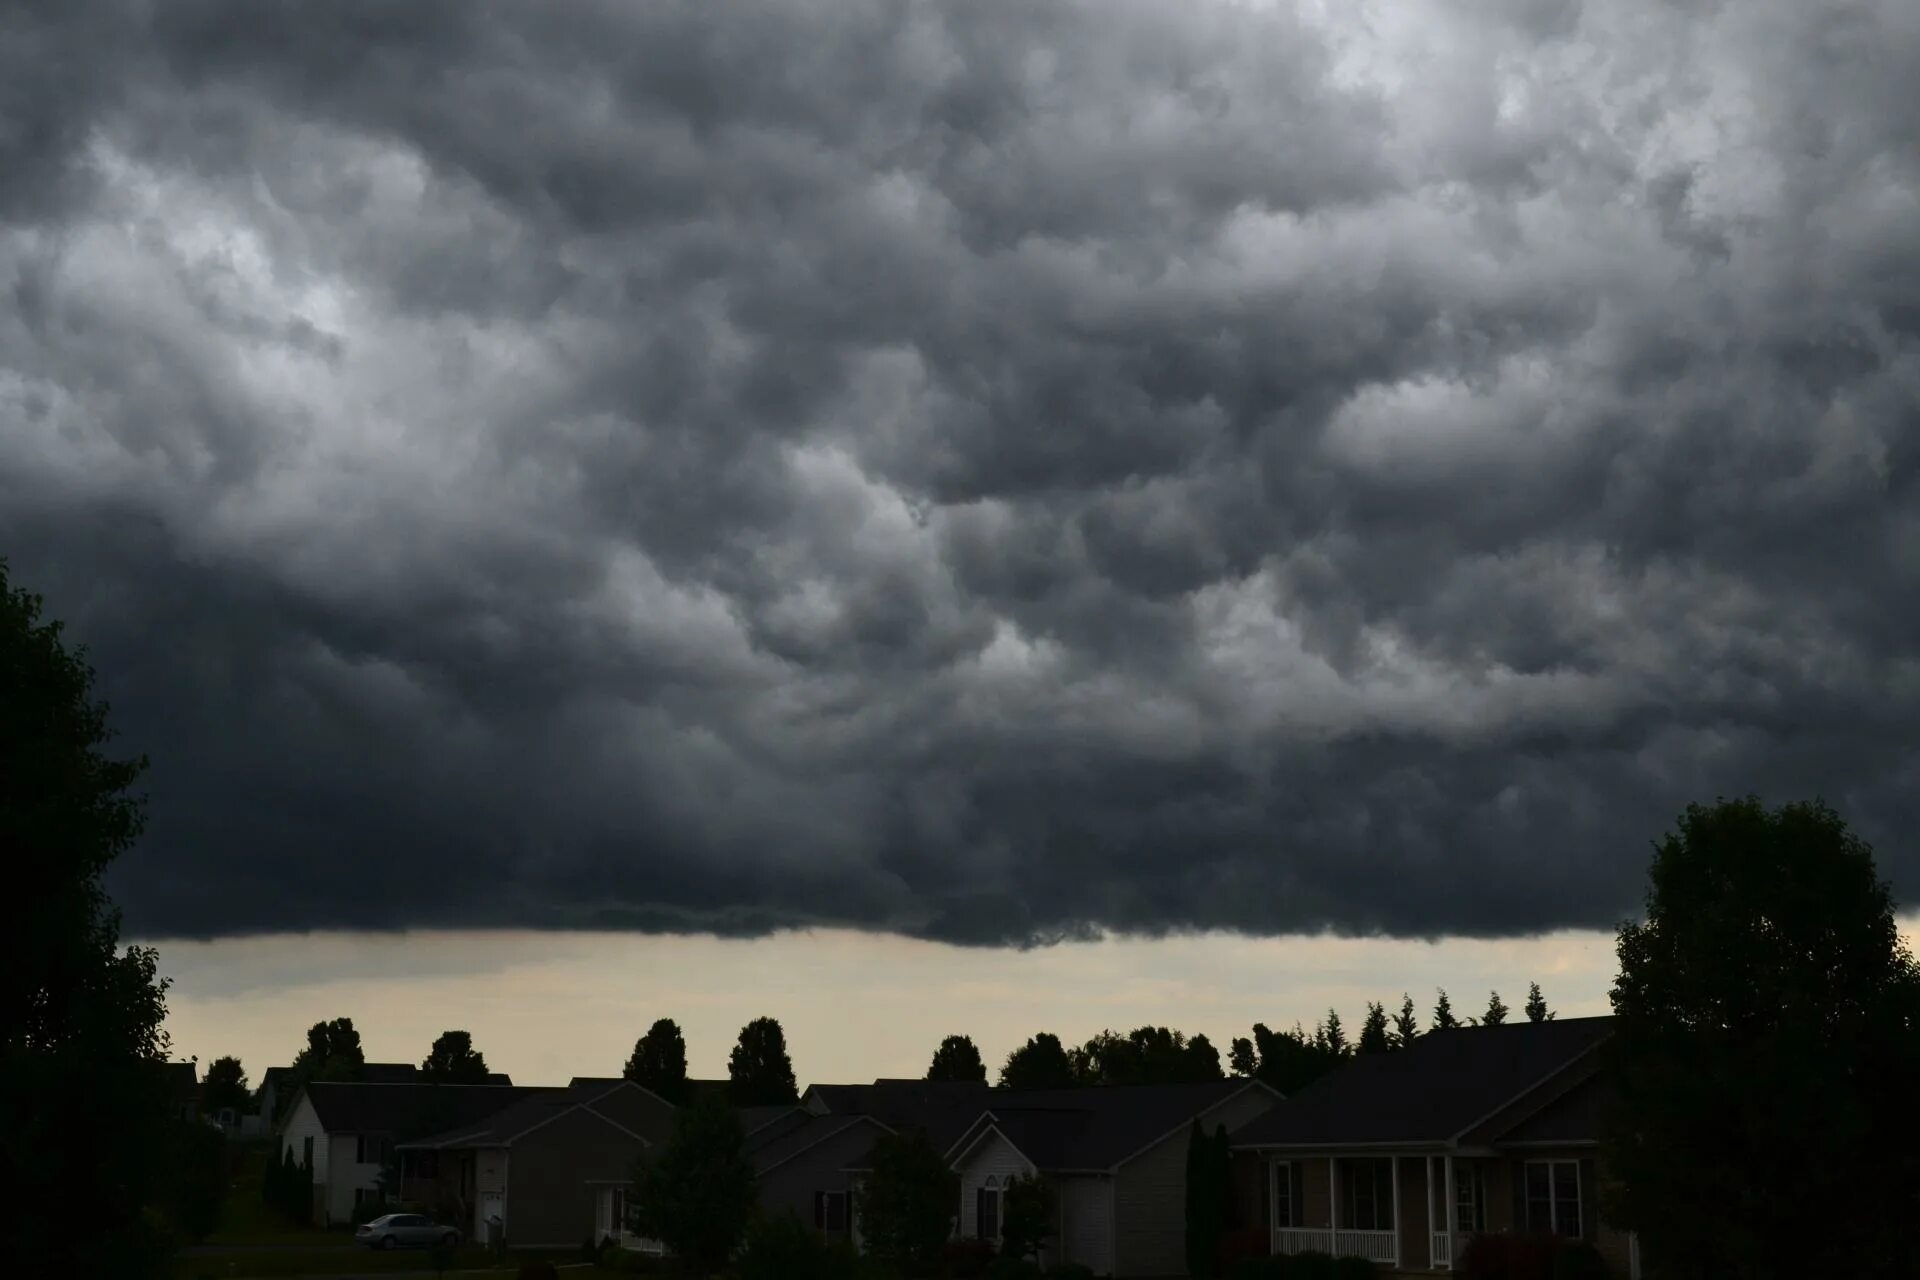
[270,1016,1638,1276]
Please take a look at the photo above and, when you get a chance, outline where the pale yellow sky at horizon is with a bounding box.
[144,926,1635,1089]
[146,917,1920,1088]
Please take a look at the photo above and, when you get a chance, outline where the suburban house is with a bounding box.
[1228,1017,1637,1276]
[257,1062,511,1121]
[941,1079,1281,1276]
[397,1077,679,1248]
[163,1061,200,1122]
[277,1080,542,1225]
[748,1109,895,1244]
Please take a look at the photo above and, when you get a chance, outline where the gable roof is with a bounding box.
[1230,1016,1613,1150]
[398,1078,666,1150]
[948,1079,1272,1172]
[259,1063,510,1096]
[1491,1071,1610,1147]
[749,1113,890,1176]
[293,1082,549,1142]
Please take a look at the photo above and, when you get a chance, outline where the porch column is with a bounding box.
[1444,1154,1456,1272]
[1329,1155,1338,1253]
[1391,1155,1401,1268]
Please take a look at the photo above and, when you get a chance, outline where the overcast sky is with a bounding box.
[7,0,1920,1020]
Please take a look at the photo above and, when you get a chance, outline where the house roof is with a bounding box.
[398,1078,666,1149]
[956,1079,1270,1171]
[1230,1016,1613,1150]
[738,1105,812,1150]
[294,1082,551,1142]
[258,1062,510,1098]
[1492,1072,1609,1147]
[748,1113,888,1175]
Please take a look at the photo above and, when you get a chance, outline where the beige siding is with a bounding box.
[756,1121,877,1239]
[1058,1175,1115,1276]
[1113,1087,1278,1278]
[956,1129,1036,1239]
[507,1108,650,1247]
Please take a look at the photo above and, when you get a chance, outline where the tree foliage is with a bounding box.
[3,561,176,1277]
[161,1120,228,1243]
[1242,1022,1345,1094]
[1392,994,1419,1049]
[628,1096,756,1272]
[1606,797,1920,1279]
[625,1018,690,1104]
[926,1034,987,1083]
[999,1032,1076,1090]
[1069,1026,1224,1085]
[1357,1002,1392,1054]
[263,1143,312,1225]
[1317,1009,1348,1057]
[1183,1121,1231,1278]
[1227,1036,1257,1077]
[999,1173,1057,1262]
[727,1016,798,1105]
[421,1030,490,1082]
[1524,982,1552,1024]
[283,1017,365,1116]
[1479,991,1509,1027]
[854,1129,959,1275]
[1431,988,1459,1030]
[201,1055,251,1114]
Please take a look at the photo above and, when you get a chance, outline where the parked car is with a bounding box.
[355,1213,461,1250]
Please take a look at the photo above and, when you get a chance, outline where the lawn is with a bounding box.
[203,1142,351,1250]
[171,1246,584,1280]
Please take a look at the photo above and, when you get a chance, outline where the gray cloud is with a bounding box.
[4,0,1918,945]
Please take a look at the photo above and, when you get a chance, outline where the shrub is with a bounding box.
[1225,1259,1288,1280]
[1219,1226,1270,1272]
[737,1212,849,1280]
[580,1236,601,1264]
[1462,1233,1592,1280]
[1548,1242,1606,1280]
[943,1237,997,1278]
[1332,1257,1380,1280]
[983,1257,1042,1280]
[1286,1251,1340,1280]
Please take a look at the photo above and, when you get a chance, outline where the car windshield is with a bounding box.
[368,1215,396,1226]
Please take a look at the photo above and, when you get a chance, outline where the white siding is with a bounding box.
[1113,1087,1279,1277]
[1059,1174,1115,1276]
[279,1095,329,1218]
[955,1129,1035,1238]
[327,1134,384,1224]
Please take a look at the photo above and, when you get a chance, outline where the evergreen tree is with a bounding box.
[1392,994,1419,1049]
[926,1034,987,1083]
[629,1097,755,1271]
[1357,1002,1392,1054]
[1525,982,1553,1023]
[855,1130,960,1275]
[1432,988,1459,1030]
[4,562,175,1277]
[1481,991,1509,1026]
[727,1016,798,1105]
[421,1030,490,1082]
[1607,797,1920,1278]
[1320,1009,1348,1057]
[624,1018,690,1104]
[999,1032,1076,1090]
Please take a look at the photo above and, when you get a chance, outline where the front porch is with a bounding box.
[1262,1153,1509,1272]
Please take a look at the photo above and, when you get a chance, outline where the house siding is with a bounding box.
[505,1108,650,1247]
[1113,1087,1278,1277]
[757,1121,876,1241]
[956,1130,1035,1239]
[326,1133,384,1224]
[278,1097,331,1222]
[1057,1174,1114,1276]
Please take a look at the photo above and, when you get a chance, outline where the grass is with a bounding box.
[171,1246,583,1280]
[202,1142,348,1250]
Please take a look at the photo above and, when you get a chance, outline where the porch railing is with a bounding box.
[1431,1231,1453,1268]
[1274,1227,1397,1265]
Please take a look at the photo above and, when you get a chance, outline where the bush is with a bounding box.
[943,1237,997,1278]
[1548,1243,1606,1280]
[580,1237,602,1265]
[983,1258,1042,1280]
[737,1212,854,1280]
[1225,1259,1288,1280]
[1462,1234,1593,1280]
[1286,1251,1339,1280]
[1332,1257,1379,1280]
[1219,1226,1270,1272]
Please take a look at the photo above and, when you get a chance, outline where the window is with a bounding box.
[814,1190,848,1233]
[1524,1161,1582,1237]
[977,1177,1001,1240]
[1270,1161,1301,1229]
[1453,1162,1487,1234]
[609,1188,626,1234]
[1338,1159,1394,1231]
[357,1135,393,1165]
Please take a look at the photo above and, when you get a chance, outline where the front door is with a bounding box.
[479,1192,503,1243]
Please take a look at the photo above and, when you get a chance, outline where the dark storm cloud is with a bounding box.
[4,0,1919,945]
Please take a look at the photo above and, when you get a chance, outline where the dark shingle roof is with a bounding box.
[1230,1017,1613,1149]
[399,1078,668,1149]
[298,1082,548,1142]
[747,1114,883,1174]
[738,1106,811,1150]
[1493,1073,1609,1146]
[965,1079,1269,1170]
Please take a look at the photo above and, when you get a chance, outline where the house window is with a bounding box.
[814,1190,848,1233]
[1270,1161,1301,1229]
[1524,1161,1582,1237]
[1339,1159,1394,1231]
[1454,1162,1487,1234]
[977,1177,1001,1240]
